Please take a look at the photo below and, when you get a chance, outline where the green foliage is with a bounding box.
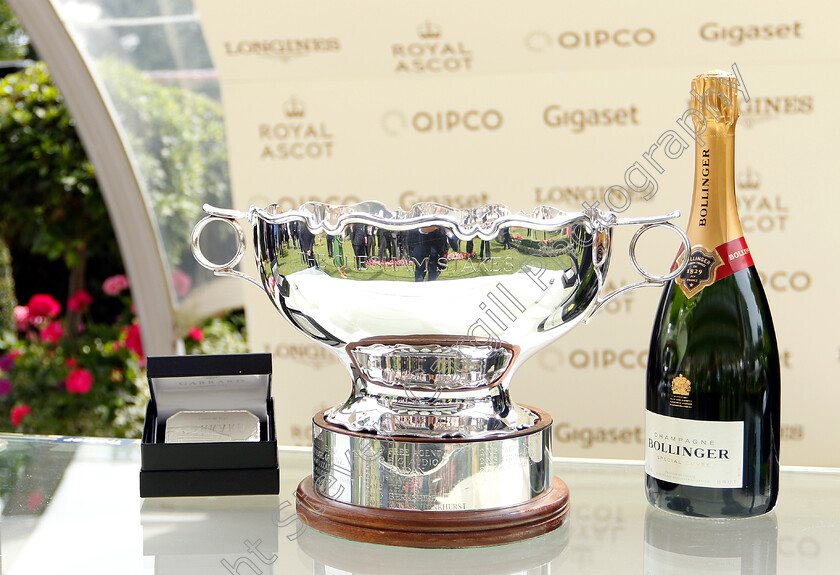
[0,1,27,61]
[509,236,573,258]
[0,62,114,269]
[0,240,15,332]
[97,58,229,267]
[184,310,248,356]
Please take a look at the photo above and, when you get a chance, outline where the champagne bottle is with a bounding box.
[644,70,780,518]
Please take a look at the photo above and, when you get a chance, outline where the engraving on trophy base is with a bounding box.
[311,407,553,511]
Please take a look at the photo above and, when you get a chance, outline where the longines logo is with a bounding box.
[259,97,334,160]
[264,343,334,369]
[690,96,814,129]
[392,20,474,73]
[223,37,341,62]
[543,105,640,133]
[535,185,649,206]
[382,109,503,135]
[740,95,813,128]
[526,28,655,51]
[735,167,790,233]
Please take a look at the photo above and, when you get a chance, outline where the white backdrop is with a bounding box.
[194,0,838,465]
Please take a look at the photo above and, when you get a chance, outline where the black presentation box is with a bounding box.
[140,353,279,497]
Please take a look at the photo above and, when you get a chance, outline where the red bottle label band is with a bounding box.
[713,237,754,281]
[673,237,753,298]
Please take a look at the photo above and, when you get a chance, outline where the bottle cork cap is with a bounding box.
[690,70,739,129]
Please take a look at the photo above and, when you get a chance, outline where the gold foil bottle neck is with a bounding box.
[690,70,739,134]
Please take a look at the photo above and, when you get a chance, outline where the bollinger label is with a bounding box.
[672,237,754,298]
[645,410,744,489]
[675,245,724,298]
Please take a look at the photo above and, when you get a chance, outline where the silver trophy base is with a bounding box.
[296,406,569,548]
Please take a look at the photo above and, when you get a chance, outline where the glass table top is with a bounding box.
[0,433,837,574]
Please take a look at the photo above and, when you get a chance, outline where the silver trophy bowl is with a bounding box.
[192,201,687,546]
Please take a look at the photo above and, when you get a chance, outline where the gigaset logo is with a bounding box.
[699,21,803,45]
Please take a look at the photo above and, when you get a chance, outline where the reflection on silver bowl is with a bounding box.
[192,201,687,544]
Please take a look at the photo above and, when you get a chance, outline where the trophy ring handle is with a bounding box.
[585,213,690,323]
[190,214,263,289]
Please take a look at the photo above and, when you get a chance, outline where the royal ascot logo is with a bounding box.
[737,166,761,190]
[223,37,341,62]
[525,28,655,52]
[392,20,474,73]
[736,167,791,234]
[284,96,305,118]
[259,96,334,160]
[382,109,504,136]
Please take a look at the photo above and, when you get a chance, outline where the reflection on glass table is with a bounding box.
[0,434,838,574]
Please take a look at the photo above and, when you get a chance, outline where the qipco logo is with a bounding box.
[383,109,504,135]
[526,28,656,51]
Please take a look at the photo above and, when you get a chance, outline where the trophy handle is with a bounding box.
[585,212,690,323]
[190,213,263,289]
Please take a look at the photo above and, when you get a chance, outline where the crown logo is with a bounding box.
[737,167,761,190]
[417,20,442,39]
[284,96,305,118]
[671,374,691,396]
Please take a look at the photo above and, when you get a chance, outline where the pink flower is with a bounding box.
[11,404,31,426]
[13,306,30,331]
[67,289,93,312]
[27,294,61,319]
[0,354,14,372]
[65,368,94,394]
[124,323,144,358]
[102,274,130,296]
[188,327,204,342]
[0,379,11,396]
[27,491,43,513]
[40,321,64,344]
[65,358,78,367]
[170,268,192,297]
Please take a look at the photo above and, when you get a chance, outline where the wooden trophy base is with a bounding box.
[295,475,569,549]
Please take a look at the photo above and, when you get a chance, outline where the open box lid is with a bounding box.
[146,354,272,423]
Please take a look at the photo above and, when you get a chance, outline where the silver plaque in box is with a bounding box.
[164,410,260,444]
